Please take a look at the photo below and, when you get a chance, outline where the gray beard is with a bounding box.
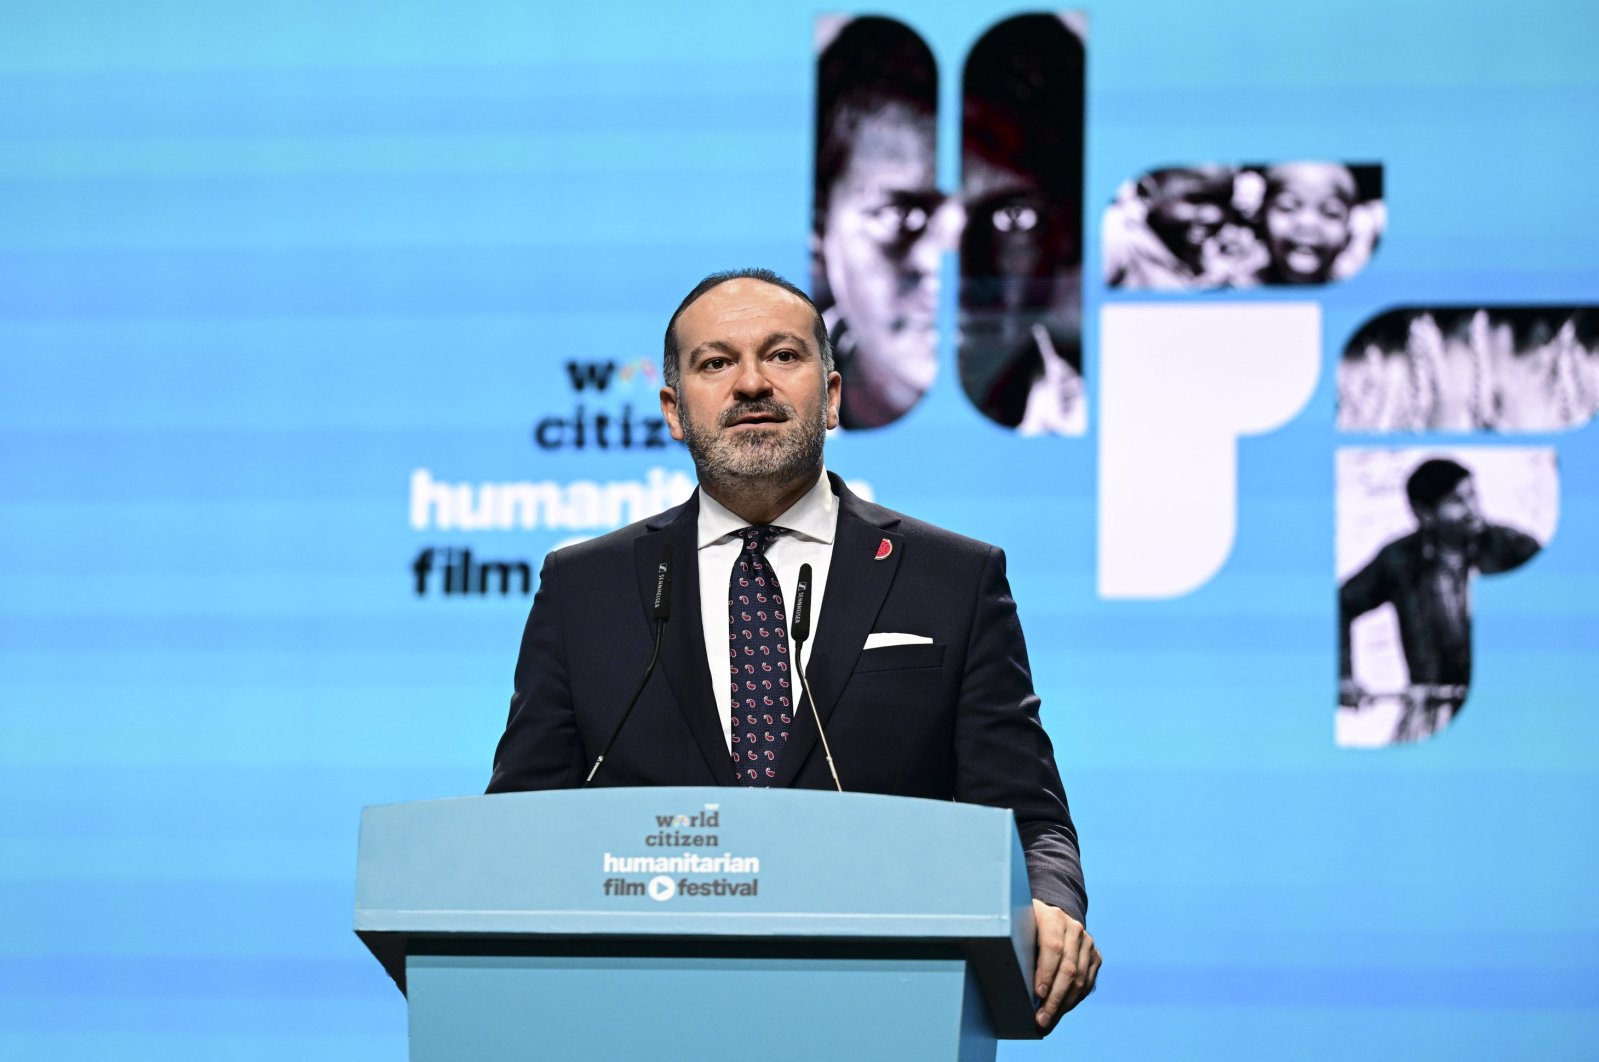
[679,391,828,502]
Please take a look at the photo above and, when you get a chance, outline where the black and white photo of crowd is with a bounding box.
[1336,448,1556,748]
[812,14,1086,434]
[1338,307,1599,433]
[1103,162,1384,291]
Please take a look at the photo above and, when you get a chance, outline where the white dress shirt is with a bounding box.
[696,469,838,753]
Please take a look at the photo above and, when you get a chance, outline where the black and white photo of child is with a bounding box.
[1338,307,1599,433]
[1103,161,1383,291]
[1336,448,1556,748]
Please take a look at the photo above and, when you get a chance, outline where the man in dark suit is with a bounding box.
[488,268,1099,1029]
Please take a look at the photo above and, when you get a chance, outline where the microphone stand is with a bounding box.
[582,617,664,788]
[791,563,843,792]
[582,544,672,787]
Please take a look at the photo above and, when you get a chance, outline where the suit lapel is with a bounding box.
[635,494,736,785]
[773,483,902,788]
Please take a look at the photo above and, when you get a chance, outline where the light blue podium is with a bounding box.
[355,788,1042,1061]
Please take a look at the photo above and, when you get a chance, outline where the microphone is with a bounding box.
[583,543,672,787]
[791,562,843,792]
[651,543,672,621]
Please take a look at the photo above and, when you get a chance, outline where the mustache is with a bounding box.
[718,400,792,428]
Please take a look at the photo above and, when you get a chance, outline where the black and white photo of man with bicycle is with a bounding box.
[1338,454,1547,745]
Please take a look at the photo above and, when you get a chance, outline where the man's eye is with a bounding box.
[772,349,798,362]
[701,357,728,371]
[992,205,1039,233]
[898,205,929,232]
[864,203,930,240]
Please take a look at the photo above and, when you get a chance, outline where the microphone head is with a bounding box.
[791,562,813,644]
[653,542,674,621]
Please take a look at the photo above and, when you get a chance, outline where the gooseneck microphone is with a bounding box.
[583,543,672,787]
[791,562,843,792]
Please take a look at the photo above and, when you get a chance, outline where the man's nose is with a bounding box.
[732,358,772,397]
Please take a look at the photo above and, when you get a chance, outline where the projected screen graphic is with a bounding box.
[2,2,1597,1059]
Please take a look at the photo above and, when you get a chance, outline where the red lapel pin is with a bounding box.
[875,538,892,560]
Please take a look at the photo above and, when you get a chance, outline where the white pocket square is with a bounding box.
[863,632,934,649]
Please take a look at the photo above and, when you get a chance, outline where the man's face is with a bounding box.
[1263,164,1354,283]
[661,279,841,488]
[961,152,1063,318]
[819,107,953,395]
[1142,170,1232,272]
[1418,477,1485,539]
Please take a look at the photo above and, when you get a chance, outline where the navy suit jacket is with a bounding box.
[487,473,1087,920]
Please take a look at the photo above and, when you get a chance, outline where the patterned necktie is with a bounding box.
[728,525,793,786]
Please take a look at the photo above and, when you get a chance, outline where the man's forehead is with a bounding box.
[964,152,1036,200]
[677,280,815,348]
[834,111,936,189]
[848,111,934,158]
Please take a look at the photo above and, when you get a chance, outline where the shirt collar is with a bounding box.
[697,468,837,550]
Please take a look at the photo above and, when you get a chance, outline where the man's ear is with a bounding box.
[825,371,842,431]
[660,386,685,441]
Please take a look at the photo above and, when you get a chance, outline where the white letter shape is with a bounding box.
[1099,303,1321,598]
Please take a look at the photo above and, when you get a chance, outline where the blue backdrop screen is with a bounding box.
[3,2,1597,1058]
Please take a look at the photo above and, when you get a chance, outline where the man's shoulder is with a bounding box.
[543,475,1007,568]
[1365,530,1423,574]
[545,495,693,569]
[839,483,1001,564]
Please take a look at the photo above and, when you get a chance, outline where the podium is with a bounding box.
[355,788,1042,1061]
